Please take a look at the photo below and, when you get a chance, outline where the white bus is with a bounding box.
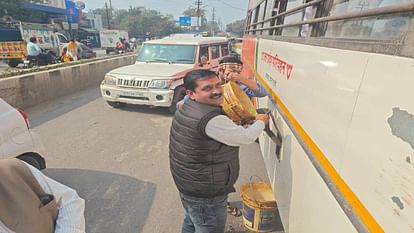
[242,0,414,232]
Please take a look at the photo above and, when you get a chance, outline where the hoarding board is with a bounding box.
[179,16,191,26]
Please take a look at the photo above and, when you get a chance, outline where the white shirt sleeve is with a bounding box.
[25,163,86,233]
[205,115,265,147]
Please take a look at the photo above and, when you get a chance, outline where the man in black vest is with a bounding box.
[169,69,269,233]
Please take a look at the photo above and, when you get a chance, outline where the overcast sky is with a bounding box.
[81,0,248,25]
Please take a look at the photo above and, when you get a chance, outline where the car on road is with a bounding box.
[0,98,46,169]
[100,37,230,113]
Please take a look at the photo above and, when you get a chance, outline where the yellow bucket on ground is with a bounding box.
[240,181,278,232]
[222,81,257,122]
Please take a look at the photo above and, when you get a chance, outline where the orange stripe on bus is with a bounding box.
[243,58,384,233]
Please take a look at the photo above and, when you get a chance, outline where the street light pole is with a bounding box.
[105,2,110,29]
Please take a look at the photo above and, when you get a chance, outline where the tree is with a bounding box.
[0,0,28,18]
[90,8,112,29]
[0,0,49,23]
[226,19,245,37]
[207,21,220,36]
[90,7,181,39]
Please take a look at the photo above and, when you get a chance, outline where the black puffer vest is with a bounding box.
[169,99,240,198]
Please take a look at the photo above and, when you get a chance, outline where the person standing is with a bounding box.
[67,39,79,61]
[169,69,269,233]
[177,56,267,111]
[0,158,85,233]
[217,56,267,98]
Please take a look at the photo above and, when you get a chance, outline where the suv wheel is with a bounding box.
[17,153,46,170]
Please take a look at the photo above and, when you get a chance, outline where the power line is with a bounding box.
[211,0,246,12]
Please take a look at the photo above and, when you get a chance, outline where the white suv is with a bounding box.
[0,98,46,169]
[101,37,230,113]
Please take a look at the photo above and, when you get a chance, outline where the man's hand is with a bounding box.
[223,71,242,82]
[255,114,269,125]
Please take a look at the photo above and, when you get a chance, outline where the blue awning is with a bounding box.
[26,3,68,15]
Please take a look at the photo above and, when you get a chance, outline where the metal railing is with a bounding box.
[245,1,414,33]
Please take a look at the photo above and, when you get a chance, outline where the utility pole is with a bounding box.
[211,8,215,36]
[105,2,110,29]
[217,17,222,32]
[195,0,202,30]
[109,0,113,28]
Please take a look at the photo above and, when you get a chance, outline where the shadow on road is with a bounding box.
[27,87,101,127]
[43,168,157,233]
[115,104,172,117]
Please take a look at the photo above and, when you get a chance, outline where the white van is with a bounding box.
[0,98,46,169]
[99,29,129,54]
[100,37,230,112]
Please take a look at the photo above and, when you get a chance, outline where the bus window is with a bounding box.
[211,45,220,59]
[325,0,411,40]
[281,0,302,36]
[263,0,277,35]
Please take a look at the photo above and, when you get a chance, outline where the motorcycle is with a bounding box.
[24,49,59,68]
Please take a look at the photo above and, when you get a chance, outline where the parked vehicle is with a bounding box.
[79,43,96,59]
[99,29,129,54]
[25,48,59,67]
[0,19,68,67]
[100,37,230,113]
[0,98,46,170]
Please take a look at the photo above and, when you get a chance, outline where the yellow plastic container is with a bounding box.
[222,81,257,122]
[240,182,278,232]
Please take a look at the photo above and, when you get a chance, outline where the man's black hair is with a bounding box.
[29,37,36,43]
[184,69,218,91]
[219,56,243,65]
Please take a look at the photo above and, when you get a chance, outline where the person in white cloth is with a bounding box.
[0,158,85,233]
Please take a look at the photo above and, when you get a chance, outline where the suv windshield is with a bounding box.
[137,44,196,64]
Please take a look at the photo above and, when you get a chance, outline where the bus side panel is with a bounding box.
[256,96,357,233]
[251,37,414,233]
[252,38,369,232]
[241,37,256,68]
[342,55,414,233]
[241,36,259,108]
[256,38,369,172]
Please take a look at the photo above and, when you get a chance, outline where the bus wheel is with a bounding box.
[7,59,20,68]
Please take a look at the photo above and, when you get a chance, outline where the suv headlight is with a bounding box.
[149,80,171,89]
[104,75,116,85]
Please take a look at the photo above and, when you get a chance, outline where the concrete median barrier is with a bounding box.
[0,54,135,109]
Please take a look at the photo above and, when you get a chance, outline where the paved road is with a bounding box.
[25,86,284,233]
